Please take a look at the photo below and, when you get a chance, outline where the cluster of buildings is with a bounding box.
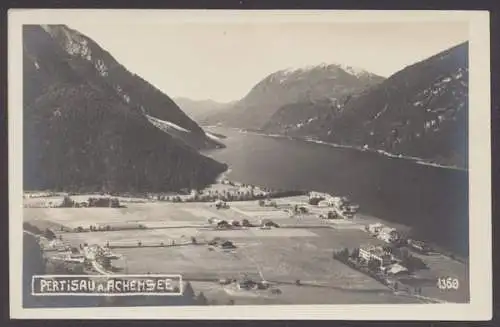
[208,217,279,229]
[365,223,400,243]
[358,245,409,276]
[208,238,236,249]
[309,192,358,219]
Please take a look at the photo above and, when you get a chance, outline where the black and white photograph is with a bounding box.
[8,9,492,320]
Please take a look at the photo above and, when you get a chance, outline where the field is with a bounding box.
[23,194,469,304]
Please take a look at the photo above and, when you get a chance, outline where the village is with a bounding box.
[23,178,469,305]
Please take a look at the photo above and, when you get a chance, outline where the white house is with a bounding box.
[377,227,400,243]
[359,246,392,266]
[318,200,332,207]
[367,223,384,234]
[384,263,409,276]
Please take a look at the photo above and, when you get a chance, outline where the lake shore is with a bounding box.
[203,126,467,172]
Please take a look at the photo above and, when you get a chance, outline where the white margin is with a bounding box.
[8,9,492,320]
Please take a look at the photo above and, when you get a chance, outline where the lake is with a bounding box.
[202,127,469,257]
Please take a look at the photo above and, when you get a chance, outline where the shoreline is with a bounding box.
[203,126,468,172]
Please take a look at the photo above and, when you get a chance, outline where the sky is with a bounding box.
[69,21,468,102]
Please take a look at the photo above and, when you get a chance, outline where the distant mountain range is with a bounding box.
[173,97,233,123]
[203,43,469,168]
[23,25,227,193]
[203,64,385,130]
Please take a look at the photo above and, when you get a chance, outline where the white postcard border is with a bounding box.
[8,9,492,320]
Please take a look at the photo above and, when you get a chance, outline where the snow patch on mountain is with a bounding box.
[95,59,108,77]
[337,64,369,77]
[274,62,372,84]
[146,115,191,133]
[205,132,222,142]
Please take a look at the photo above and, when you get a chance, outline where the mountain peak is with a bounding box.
[273,62,380,84]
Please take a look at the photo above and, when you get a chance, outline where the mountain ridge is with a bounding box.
[203,63,385,129]
[263,42,469,168]
[40,24,223,150]
[23,25,227,193]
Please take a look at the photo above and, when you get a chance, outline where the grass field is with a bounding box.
[23,194,469,304]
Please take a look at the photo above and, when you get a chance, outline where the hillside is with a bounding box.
[173,97,233,124]
[204,64,385,130]
[38,24,222,150]
[23,25,227,193]
[268,42,469,168]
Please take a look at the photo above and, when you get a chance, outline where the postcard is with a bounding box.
[8,9,492,320]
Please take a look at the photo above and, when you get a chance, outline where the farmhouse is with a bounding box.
[377,227,400,243]
[259,219,280,228]
[236,279,258,290]
[208,217,220,225]
[216,220,232,229]
[366,223,384,234]
[359,246,392,266]
[383,263,409,276]
[214,200,229,209]
[408,239,432,253]
[215,239,236,249]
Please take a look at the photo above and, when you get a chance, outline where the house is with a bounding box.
[318,200,332,207]
[334,206,355,219]
[408,239,432,253]
[216,239,236,249]
[298,206,308,214]
[208,237,236,249]
[260,219,280,228]
[377,227,400,243]
[215,200,229,209]
[383,263,409,276]
[319,211,338,219]
[216,220,231,229]
[237,279,257,290]
[231,220,241,227]
[208,217,220,225]
[359,246,392,266]
[219,240,236,249]
[366,223,384,234]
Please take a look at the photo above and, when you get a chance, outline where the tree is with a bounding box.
[242,219,252,227]
[308,197,323,205]
[337,247,349,259]
[43,228,56,240]
[367,258,380,272]
[401,254,427,272]
[350,248,360,259]
[196,292,208,305]
[183,282,195,299]
[60,195,74,208]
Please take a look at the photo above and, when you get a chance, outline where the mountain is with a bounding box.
[23,25,227,192]
[173,97,233,124]
[204,64,385,130]
[37,24,223,150]
[267,42,469,168]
